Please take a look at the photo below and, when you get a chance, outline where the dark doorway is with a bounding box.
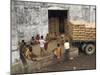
[59,17,65,33]
[48,10,68,34]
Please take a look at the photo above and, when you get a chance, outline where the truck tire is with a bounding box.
[85,44,95,55]
[81,44,87,51]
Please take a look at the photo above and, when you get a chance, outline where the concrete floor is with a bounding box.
[40,52,96,73]
[11,40,96,74]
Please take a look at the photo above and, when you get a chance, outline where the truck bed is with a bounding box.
[67,20,96,41]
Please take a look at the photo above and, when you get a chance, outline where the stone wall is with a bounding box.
[11,0,96,50]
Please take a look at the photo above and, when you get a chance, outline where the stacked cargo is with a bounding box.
[85,23,96,40]
[67,20,96,41]
[67,20,85,40]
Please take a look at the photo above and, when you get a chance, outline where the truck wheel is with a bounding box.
[81,44,87,51]
[85,44,95,55]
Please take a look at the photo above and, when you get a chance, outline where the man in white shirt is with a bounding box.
[64,40,70,50]
[39,36,46,56]
[63,40,70,61]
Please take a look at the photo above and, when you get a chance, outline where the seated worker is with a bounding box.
[25,45,37,61]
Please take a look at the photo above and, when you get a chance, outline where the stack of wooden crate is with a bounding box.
[67,20,96,41]
[85,23,96,40]
[67,20,85,40]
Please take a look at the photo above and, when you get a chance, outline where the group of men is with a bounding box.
[19,33,70,68]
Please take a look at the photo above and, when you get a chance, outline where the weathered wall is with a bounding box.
[11,1,96,50]
[11,1,49,50]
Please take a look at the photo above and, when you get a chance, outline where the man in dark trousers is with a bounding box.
[63,40,70,61]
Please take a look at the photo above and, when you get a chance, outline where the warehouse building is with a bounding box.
[11,0,96,50]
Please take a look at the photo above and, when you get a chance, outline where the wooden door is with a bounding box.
[49,17,59,33]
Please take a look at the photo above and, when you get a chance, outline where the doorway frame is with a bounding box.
[48,9,69,34]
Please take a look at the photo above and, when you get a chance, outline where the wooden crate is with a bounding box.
[67,20,96,41]
[67,20,85,40]
[85,23,96,40]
